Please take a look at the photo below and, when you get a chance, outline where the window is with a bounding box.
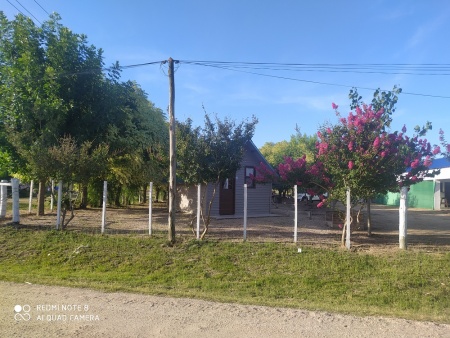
[245,166,256,188]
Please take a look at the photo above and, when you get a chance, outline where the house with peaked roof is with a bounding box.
[374,157,450,210]
[177,140,276,217]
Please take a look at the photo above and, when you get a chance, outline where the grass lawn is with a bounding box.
[0,226,449,323]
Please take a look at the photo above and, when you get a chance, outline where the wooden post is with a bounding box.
[345,188,351,250]
[149,182,153,235]
[28,180,34,214]
[197,184,201,240]
[0,180,8,218]
[11,179,19,223]
[399,186,408,249]
[294,184,298,243]
[243,183,248,241]
[56,181,62,229]
[168,57,176,243]
[101,181,107,234]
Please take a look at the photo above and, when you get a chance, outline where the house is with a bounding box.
[177,140,276,217]
[374,157,450,210]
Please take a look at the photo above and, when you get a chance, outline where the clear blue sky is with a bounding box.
[3,0,450,149]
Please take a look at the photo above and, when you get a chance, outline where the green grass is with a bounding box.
[0,226,449,323]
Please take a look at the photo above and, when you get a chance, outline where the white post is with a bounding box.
[346,187,351,250]
[50,180,54,212]
[196,184,201,240]
[243,184,248,241]
[28,180,34,214]
[56,181,62,229]
[399,186,408,249]
[11,179,20,223]
[101,181,107,234]
[149,182,153,235]
[294,185,298,243]
[0,180,8,218]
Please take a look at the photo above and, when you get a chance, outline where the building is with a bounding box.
[177,140,276,217]
[375,157,450,210]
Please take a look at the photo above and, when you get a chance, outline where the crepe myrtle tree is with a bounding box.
[255,155,332,206]
[316,100,439,246]
[176,113,258,239]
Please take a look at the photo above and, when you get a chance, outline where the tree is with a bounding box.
[176,113,258,239]
[316,89,439,245]
[260,132,317,197]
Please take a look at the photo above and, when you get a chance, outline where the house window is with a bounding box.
[245,166,256,188]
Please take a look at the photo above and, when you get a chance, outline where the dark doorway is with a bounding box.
[219,177,235,215]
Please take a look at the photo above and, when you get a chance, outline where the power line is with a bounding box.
[34,0,50,16]
[14,0,42,24]
[179,60,450,99]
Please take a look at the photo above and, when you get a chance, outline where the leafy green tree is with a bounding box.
[177,113,258,239]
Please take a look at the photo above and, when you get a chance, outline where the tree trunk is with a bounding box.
[367,199,372,236]
[36,180,46,216]
[80,184,88,209]
[143,184,148,204]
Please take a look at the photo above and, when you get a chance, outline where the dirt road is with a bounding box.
[1,281,449,338]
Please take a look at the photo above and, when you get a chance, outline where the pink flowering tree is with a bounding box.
[317,89,439,241]
[255,155,331,205]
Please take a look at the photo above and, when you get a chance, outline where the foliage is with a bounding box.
[0,12,168,210]
[317,90,440,205]
[176,113,258,238]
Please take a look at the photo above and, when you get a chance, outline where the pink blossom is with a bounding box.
[348,141,354,151]
[317,201,324,208]
[332,102,338,110]
[433,146,441,155]
[348,161,354,170]
[373,137,380,148]
[410,159,420,169]
[338,223,343,229]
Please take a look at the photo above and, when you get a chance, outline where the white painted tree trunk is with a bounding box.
[243,184,248,241]
[399,186,408,249]
[28,180,34,214]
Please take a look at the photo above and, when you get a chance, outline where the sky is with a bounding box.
[3,0,450,149]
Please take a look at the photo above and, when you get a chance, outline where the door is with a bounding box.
[219,177,235,215]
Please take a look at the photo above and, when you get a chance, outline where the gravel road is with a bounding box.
[1,281,449,338]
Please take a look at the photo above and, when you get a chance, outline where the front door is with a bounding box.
[219,177,235,215]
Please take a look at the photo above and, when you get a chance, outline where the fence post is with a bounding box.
[101,181,107,234]
[56,181,62,229]
[11,178,20,223]
[346,188,351,250]
[197,184,201,240]
[0,180,7,218]
[294,185,298,243]
[399,186,408,249]
[243,184,247,241]
[149,182,153,236]
[28,180,34,214]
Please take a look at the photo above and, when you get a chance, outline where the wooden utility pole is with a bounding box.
[168,57,176,243]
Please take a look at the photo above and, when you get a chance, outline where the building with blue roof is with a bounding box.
[375,157,450,210]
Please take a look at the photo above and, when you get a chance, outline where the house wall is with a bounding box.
[177,142,273,217]
[374,181,435,209]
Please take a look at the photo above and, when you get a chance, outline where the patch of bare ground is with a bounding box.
[2,201,449,252]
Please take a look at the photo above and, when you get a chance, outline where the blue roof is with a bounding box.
[429,157,450,169]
